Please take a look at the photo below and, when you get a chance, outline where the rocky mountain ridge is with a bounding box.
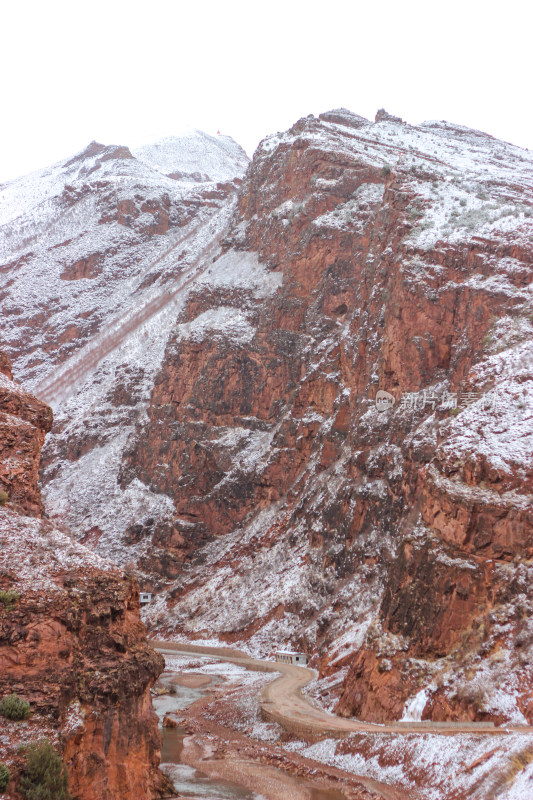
[1,111,532,737]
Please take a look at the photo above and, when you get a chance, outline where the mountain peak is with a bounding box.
[318,108,369,128]
[132,129,249,183]
[64,141,134,168]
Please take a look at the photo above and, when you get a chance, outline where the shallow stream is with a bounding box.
[153,668,347,800]
[154,671,264,799]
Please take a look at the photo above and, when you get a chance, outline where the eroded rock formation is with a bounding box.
[1,112,532,730]
[0,350,169,799]
[124,110,533,725]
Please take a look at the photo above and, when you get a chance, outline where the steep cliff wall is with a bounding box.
[0,351,169,799]
[1,110,532,730]
[126,109,533,725]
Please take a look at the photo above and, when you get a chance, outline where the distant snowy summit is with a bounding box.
[0,128,249,230]
[132,130,249,183]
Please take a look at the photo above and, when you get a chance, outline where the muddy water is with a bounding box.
[154,670,346,800]
[154,672,264,799]
[162,724,264,799]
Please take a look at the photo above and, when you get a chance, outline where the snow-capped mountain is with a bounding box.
[132,130,249,182]
[1,110,533,750]
[0,130,248,566]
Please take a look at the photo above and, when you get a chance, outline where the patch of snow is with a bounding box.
[176,307,256,344]
[401,687,432,721]
[199,249,283,298]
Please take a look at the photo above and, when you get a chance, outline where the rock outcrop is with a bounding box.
[125,112,533,726]
[0,351,170,799]
[1,113,532,730]
[0,367,53,516]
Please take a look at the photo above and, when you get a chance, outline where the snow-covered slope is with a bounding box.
[0,136,248,387]
[0,131,248,563]
[132,130,249,183]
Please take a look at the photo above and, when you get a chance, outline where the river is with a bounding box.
[153,664,347,800]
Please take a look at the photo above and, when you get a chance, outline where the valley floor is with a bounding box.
[152,642,533,800]
[153,644,403,800]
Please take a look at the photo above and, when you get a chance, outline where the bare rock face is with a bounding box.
[0,361,53,515]
[2,113,533,730]
[123,112,533,725]
[0,351,169,800]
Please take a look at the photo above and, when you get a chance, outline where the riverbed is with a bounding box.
[153,670,261,799]
[153,658,348,800]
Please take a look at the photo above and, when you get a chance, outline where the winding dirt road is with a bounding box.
[151,641,532,740]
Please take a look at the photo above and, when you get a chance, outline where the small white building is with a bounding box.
[139,592,153,605]
[275,651,307,666]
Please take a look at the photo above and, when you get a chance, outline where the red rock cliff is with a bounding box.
[0,350,170,799]
[0,366,52,516]
[124,109,533,725]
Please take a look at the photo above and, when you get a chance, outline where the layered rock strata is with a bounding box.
[0,351,169,799]
[126,110,533,725]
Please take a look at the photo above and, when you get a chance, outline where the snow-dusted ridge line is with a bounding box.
[33,207,229,406]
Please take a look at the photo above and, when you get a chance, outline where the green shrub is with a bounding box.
[381,164,391,177]
[20,739,71,800]
[0,490,8,506]
[0,693,31,721]
[0,763,10,791]
[0,589,20,609]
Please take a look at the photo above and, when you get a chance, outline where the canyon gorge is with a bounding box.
[1,109,532,798]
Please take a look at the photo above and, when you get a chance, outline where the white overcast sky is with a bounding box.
[1,0,532,182]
